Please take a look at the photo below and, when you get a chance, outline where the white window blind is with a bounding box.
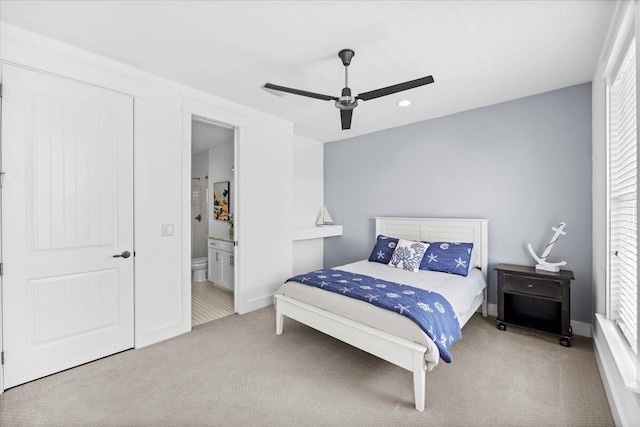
[609,38,638,355]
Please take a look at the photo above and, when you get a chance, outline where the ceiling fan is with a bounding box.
[264,49,434,130]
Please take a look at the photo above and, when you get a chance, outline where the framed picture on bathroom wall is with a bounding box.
[213,181,230,221]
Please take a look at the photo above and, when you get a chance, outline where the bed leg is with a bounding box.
[482,288,488,317]
[413,352,426,412]
[275,300,284,335]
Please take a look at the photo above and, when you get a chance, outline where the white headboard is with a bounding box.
[375,217,489,280]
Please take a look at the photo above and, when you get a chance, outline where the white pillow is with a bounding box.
[388,239,430,272]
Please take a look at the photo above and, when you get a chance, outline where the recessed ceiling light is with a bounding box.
[398,100,411,107]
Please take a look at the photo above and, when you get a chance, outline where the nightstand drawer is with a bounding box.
[503,274,562,299]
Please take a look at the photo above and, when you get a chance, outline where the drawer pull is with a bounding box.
[527,283,534,288]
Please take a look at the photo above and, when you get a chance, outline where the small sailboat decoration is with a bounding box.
[316,206,334,226]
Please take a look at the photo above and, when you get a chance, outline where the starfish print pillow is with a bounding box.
[368,235,399,264]
[419,242,474,276]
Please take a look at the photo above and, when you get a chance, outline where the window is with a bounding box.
[608,37,638,355]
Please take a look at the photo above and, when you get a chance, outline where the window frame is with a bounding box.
[603,3,640,393]
[606,32,638,353]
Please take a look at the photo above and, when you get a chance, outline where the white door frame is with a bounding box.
[0,67,4,394]
[181,97,248,318]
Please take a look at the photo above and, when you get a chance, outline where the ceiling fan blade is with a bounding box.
[357,76,435,101]
[264,83,336,101]
[340,109,353,130]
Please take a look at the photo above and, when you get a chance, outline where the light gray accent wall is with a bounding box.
[324,83,593,322]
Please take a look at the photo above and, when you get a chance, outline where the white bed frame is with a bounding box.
[275,217,489,411]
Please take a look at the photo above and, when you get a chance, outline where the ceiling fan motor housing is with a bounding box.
[336,87,358,110]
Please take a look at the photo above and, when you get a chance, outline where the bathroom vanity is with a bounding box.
[208,236,234,291]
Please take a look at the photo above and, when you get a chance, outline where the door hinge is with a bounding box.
[0,263,3,276]
[0,83,3,97]
[0,172,5,187]
[1,351,4,365]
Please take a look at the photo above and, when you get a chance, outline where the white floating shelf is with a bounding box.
[293,225,343,241]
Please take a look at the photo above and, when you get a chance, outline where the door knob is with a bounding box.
[113,251,131,259]
[195,214,202,222]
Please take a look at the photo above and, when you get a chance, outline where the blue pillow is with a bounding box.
[420,242,474,276]
[368,235,399,264]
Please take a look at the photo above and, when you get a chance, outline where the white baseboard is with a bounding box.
[571,320,592,337]
[487,303,498,317]
[486,303,592,337]
[241,292,276,314]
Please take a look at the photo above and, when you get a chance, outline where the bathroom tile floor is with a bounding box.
[191,281,234,326]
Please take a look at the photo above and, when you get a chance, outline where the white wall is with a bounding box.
[233,114,293,312]
[292,135,325,275]
[191,151,209,259]
[191,172,209,260]
[209,142,234,238]
[192,150,209,171]
[293,135,324,227]
[0,24,293,354]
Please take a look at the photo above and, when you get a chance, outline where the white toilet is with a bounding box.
[191,257,208,282]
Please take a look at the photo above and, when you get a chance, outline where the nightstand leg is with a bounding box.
[559,337,571,347]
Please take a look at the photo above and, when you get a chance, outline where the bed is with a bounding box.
[275,217,489,411]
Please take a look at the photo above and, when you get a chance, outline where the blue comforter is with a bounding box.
[286,268,462,362]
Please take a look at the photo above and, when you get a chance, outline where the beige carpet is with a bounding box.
[0,307,613,426]
[191,281,234,326]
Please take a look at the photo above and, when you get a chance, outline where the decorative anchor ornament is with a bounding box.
[527,222,568,272]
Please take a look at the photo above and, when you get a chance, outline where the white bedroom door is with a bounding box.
[1,65,134,388]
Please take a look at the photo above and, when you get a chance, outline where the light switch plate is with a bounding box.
[161,224,174,236]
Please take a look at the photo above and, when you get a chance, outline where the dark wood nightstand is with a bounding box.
[495,263,574,347]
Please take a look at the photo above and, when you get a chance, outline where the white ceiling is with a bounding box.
[0,1,616,143]
[192,118,234,154]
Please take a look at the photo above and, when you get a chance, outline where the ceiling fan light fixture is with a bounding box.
[398,100,411,107]
[335,96,358,110]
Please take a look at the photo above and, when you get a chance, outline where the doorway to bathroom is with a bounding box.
[191,117,236,326]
